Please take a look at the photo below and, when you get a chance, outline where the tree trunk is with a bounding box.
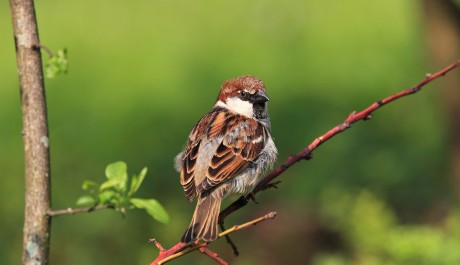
[422,0,460,197]
[9,0,52,264]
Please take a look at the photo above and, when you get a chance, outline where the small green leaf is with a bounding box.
[45,48,68,78]
[98,190,116,205]
[104,161,128,192]
[76,195,96,206]
[130,198,170,224]
[129,167,147,196]
[130,175,138,195]
[105,161,127,180]
[82,180,99,190]
[99,178,122,191]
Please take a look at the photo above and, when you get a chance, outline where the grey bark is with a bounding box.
[9,0,52,264]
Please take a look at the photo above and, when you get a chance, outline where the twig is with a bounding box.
[33,43,54,57]
[149,239,166,251]
[219,211,277,238]
[219,222,239,256]
[47,205,115,217]
[199,247,228,265]
[219,59,460,222]
[150,212,277,265]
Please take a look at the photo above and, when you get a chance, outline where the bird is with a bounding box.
[174,75,277,243]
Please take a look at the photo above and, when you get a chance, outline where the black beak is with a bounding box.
[254,91,269,103]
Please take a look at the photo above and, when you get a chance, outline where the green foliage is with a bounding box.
[130,198,170,224]
[314,189,460,265]
[77,161,169,224]
[44,48,68,78]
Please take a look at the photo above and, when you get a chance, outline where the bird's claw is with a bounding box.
[247,193,258,204]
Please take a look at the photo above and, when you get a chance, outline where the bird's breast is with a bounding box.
[228,136,277,196]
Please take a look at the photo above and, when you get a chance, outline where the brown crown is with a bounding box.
[217,76,266,102]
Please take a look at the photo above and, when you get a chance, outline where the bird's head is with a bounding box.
[215,76,270,120]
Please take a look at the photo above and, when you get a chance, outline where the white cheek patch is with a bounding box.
[215,98,254,118]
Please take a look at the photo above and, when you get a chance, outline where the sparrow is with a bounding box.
[175,75,277,243]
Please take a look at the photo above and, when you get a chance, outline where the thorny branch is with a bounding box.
[150,60,460,264]
[150,212,277,265]
[219,59,460,221]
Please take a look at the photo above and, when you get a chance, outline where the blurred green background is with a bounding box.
[1,0,459,264]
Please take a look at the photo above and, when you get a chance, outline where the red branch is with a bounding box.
[199,247,228,265]
[219,59,460,221]
[149,241,188,265]
[150,60,460,264]
[150,212,277,264]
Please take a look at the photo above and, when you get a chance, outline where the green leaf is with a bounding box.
[104,161,128,192]
[130,175,138,195]
[82,180,99,190]
[105,161,127,179]
[98,190,116,205]
[44,48,68,78]
[76,195,96,206]
[100,178,122,191]
[130,198,170,224]
[129,167,147,196]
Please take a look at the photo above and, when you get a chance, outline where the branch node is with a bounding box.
[33,43,54,57]
[150,238,166,251]
[340,122,351,130]
[267,211,277,219]
[411,86,421,93]
[303,150,313,160]
[247,193,258,204]
[266,181,282,190]
[346,111,356,121]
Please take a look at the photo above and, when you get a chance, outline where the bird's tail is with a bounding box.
[181,194,221,243]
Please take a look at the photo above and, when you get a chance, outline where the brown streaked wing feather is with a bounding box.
[208,111,229,138]
[183,181,195,201]
[179,108,226,201]
[180,140,200,201]
[200,118,266,193]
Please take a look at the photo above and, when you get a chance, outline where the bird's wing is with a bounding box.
[179,107,224,201]
[179,139,200,201]
[199,114,266,194]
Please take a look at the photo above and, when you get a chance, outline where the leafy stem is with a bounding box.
[48,161,169,224]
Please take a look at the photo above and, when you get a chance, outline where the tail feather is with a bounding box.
[182,195,221,243]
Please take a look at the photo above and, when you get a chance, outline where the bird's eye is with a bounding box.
[240,91,248,97]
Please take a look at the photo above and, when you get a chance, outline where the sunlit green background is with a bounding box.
[1,0,459,264]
